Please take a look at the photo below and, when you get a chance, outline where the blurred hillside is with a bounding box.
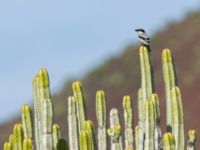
[1,11,200,148]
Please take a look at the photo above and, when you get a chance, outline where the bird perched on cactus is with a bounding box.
[135,28,150,46]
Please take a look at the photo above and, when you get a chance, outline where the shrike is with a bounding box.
[135,29,150,46]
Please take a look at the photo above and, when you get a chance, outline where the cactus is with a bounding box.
[3,142,11,150]
[80,129,94,150]
[162,133,175,150]
[21,104,32,139]
[96,90,107,150]
[151,94,162,150]
[171,87,184,150]
[13,123,23,150]
[53,124,61,150]
[72,81,86,133]
[144,100,155,150]
[162,49,177,130]
[123,95,134,149]
[3,41,198,150]
[108,108,123,150]
[187,130,197,150]
[68,96,79,150]
[23,138,33,150]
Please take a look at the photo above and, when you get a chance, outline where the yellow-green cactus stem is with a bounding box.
[96,90,107,150]
[162,49,176,129]
[171,87,184,150]
[38,68,51,102]
[68,96,79,150]
[53,124,61,150]
[187,130,197,150]
[32,75,41,150]
[80,129,93,150]
[72,81,86,132]
[23,138,33,150]
[9,134,14,149]
[151,93,162,150]
[135,125,139,150]
[139,45,154,102]
[83,120,96,150]
[13,123,23,150]
[21,104,32,138]
[123,95,134,149]
[4,142,11,150]
[108,108,123,150]
[137,88,144,150]
[144,100,155,150]
[42,98,53,150]
[163,133,175,150]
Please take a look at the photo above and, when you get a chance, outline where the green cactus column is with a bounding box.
[135,125,139,150]
[163,133,175,150]
[187,130,196,150]
[151,94,162,150]
[53,124,61,150]
[23,138,33,150]
[42,98,53,150]
[21,104,32,139]
[144,100,155,150]
[139,45,154,150]
[3,143,11,150]
[68,96,79,150]
[96,90,107,150]
[162,49,177,130]
[79,129,92,150]
[13,123,24,150]
[123,95,134,150]
[137,88,144,150]
[171,87,184,150]
[108,108,123,150]
[72,81,86,132]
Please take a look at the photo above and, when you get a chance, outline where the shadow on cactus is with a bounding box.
[3,45,197,150]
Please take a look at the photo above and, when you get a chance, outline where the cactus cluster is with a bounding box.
[3,45,197,150]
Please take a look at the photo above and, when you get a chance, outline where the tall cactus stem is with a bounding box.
[96,90,107,150]
[68,96,79,150]
[42,98,53,150]
[72,81,86,132]
[144,100,155,150]
[123,95,134,149]
[21,104,32,138]
[13,123,23,150]
[108,108,123,150]
[171,87,184,150]
[162,49,176,129]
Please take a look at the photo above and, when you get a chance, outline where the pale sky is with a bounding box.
[0,0,199,123]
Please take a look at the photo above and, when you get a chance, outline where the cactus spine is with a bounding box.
[96,90,107,150]
[68,96,79,150]
[123,95,134,149]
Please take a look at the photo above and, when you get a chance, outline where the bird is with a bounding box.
[135,28,150,46]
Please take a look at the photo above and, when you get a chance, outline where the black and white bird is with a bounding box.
[135,29,150,46]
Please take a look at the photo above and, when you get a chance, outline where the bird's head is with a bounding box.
[135,28,145,33]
